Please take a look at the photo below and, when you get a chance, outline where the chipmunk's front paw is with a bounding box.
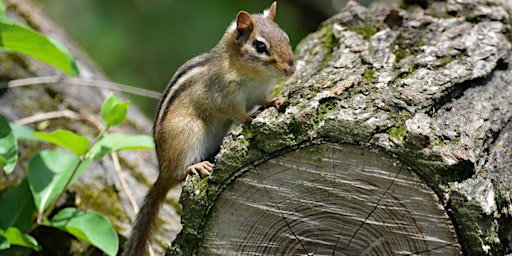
[267,97,284,109]
[186,161,214,176]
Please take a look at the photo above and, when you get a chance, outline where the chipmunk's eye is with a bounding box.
[252,40,269,54]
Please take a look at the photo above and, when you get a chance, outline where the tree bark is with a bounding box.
[0,1,179,254]
[170,0,512,255]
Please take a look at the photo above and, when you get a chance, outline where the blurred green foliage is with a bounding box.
[38,0,312,115]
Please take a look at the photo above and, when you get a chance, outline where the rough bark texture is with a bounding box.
[0,0,179,254]
[171,0,512,255]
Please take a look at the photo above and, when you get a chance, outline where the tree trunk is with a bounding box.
[170,0,512,255]
[0,0,179,254]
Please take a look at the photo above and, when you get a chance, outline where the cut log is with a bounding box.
[201,143,460,255]
[170,0,512,255]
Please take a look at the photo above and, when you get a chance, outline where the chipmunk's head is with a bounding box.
[230,2,295,78]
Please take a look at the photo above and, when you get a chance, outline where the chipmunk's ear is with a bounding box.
[235,11,254,41]
[264,1,277,21]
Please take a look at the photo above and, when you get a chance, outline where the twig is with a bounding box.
[15,109,104,130]
[3,76,161,99]
[111,152,139,214]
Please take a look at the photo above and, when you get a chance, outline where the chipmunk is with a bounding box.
[122,2,295,256]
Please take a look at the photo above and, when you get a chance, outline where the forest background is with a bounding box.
[39,0,370,115]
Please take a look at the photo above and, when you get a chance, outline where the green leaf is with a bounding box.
[9,123,42,141]
[0,157,6,169]
[0,116,17,174]
[28,150,90,213]
[35,130,89,156]
[0,233,8,250]
[101,93,130,127]
[50,208,118,256]
[88,133,154,159]
[0,18,79,76]
[0,0,6,18]
[2,227,39,251]
[0,179,36,232]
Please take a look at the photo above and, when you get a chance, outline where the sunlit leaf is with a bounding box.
[0,179,36,232]
[0,18,79,76]
[28,150,90,213]
[0,116,17,174]
[101,93,130,127]
[0,0,5,18]
[51,208,118,256]
[35,130,89,156]
[88,133,154,159]
[2,227,39,251]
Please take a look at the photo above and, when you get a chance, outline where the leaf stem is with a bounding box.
[41,126,108,224]
[42,158,83,222]
[90,126,108,148]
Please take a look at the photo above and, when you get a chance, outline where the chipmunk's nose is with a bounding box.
[284,60,295,76]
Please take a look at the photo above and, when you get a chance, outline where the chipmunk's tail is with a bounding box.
[123,176,179,256]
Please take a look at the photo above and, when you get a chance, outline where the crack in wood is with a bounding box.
[255,167,313,256]
[345,164,405,250]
